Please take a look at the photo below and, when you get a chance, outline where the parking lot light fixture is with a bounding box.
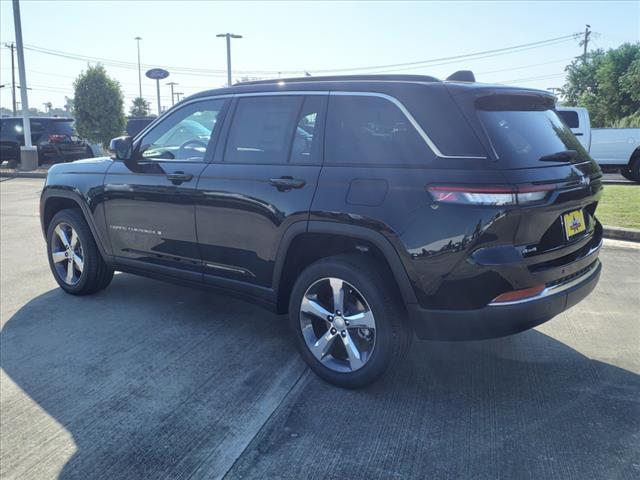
[216,33,243,87]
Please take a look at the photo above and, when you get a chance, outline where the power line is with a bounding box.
[11,32,581,77]
[498,72,566,84]
[476,57,574,76]
[336,34,580,74]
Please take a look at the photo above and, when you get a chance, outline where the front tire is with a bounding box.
[46,209,113,295]
[289,254,410,388]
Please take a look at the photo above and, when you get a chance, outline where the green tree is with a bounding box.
[561,43,640,127]
[73,64,125,146]
[130,96,151,116]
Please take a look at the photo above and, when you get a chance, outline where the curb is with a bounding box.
[0,171,48,179]
[603,226,640,243]
[602,180,637,186]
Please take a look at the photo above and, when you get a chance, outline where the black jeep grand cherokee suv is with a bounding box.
[40,73,603,388]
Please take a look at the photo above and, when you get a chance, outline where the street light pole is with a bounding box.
[155,79,161,115]
[216,33,242,87]
[12,0,30,145]
[12,0,37,170]
[135,36,142,98]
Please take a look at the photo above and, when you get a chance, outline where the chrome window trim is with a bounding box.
[150,90,487,160]
[330,91,487,160]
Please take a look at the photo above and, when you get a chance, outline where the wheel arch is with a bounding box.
[273,221,417,314]
[41,187,111,259]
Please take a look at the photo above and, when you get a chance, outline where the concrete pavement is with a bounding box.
[1,178,639,479]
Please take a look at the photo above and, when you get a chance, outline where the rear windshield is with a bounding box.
[50,120,76,135]
[477,96,589,167]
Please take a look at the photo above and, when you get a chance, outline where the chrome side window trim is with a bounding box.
[330,91,487,160]
[161,89,487,160]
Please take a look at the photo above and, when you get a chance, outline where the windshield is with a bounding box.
[478,107,590,167]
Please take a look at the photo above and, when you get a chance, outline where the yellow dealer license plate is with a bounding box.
[563,209,586,240]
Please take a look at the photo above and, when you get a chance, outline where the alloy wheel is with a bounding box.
[299,277,376,372]
[51,222,84,285]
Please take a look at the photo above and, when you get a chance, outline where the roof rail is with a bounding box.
[236,74,441,86]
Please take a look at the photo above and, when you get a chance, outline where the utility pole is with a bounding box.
[580,24,591,63]
[5,42,17,115]
[167,81,178,105]
[135,36,142,98]
[175,92,184,103]
[216,33,242,87]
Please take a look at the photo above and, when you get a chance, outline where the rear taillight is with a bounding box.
[426,184,554,206]
[48,134,66,143]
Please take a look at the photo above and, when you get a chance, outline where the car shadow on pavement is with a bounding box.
[1,273,639,480]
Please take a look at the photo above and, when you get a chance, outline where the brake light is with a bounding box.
[426,184,554,206]
[48,134,66,143]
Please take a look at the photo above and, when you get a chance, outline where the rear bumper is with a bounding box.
[408,258,601,340]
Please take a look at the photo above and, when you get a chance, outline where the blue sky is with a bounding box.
[0,1,638,112]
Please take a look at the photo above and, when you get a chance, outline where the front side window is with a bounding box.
[139,99,225,162]
[325,95,430,165]
[224,96,303,164]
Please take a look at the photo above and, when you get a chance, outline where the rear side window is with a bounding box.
[0,119,45,136]
[225,96,303,164]
[290,96,324,164]
[0,119,21,136]
[557,110,579,129]
[325,95,430,165]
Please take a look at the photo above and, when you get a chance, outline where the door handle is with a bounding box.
[269,176,306,191]
[167,171,194,184]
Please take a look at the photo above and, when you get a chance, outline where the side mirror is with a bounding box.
[109,136,133,161]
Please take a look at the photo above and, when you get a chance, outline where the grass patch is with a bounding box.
[596,185,640,230]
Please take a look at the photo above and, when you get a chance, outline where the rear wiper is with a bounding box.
[539,150,579,162]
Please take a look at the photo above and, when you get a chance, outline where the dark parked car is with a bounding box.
[0,117,93,165]
[40,73,603,388]
[125,116,156,138]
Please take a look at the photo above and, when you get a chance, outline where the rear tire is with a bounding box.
[624,155,640,183]
[46,209,114,295]
[289,254,411,388]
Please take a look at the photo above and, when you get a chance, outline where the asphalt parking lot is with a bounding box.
[1,177,639,480]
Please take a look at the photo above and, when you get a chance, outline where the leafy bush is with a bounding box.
[73,64,125,147]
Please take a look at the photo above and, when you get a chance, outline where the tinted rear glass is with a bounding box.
[325,95,431,165]
[477,98,589,167]
[50,121,76,135]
